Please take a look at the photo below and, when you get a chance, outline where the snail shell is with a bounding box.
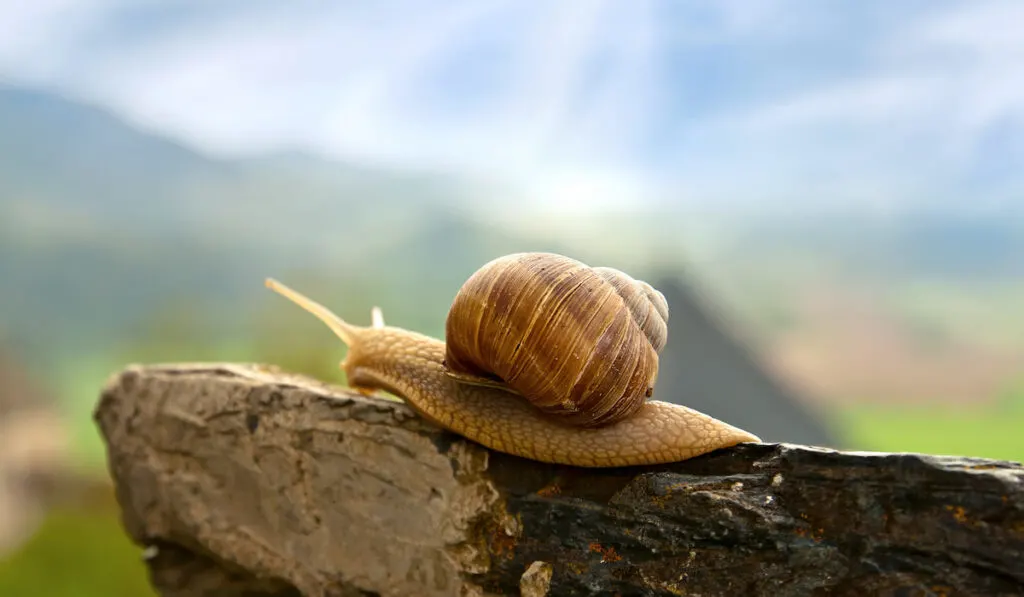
[442,252,670,428]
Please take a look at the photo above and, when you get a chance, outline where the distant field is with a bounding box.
[885,281,1024,354]
[0,499,155,597]
[708,272,1024,408]
[834,405,1024,464]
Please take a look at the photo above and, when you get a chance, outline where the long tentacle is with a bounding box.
[265,278,363,345]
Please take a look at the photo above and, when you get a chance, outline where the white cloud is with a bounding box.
[900,1,1024,134]
[641,1,1024,211]
[0,1,1021,213]
[0,0,106,77]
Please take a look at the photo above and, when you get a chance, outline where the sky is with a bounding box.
[1,0,1022,213]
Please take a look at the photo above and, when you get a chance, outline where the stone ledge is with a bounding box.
[93,363,1024,597]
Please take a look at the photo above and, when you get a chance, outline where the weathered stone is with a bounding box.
[94,363,1024,597]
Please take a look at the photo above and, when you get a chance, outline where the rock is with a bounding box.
[94,363,1024,597]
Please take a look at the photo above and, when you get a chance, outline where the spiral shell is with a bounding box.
[443,252,670,427]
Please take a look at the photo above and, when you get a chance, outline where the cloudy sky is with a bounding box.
[2,0,1022,213]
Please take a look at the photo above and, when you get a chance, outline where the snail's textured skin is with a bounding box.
[266,279,761,467]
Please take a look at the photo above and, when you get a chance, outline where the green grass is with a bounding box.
[51,354,129,475]
[835,405,1024,464]
[0,502,156,596]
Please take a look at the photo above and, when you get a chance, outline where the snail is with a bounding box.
[265,252,761,467]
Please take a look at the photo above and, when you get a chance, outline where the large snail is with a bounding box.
[265,252,760,467]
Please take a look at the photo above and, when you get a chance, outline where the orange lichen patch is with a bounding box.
[489,528,519,561]
[1012,520,1024,537]
[536,482,562,497]
[945,505,968,524]
[588,541,623,563]
[793,526,824,543]
[966,464,1003,471]
[648,493,673,508]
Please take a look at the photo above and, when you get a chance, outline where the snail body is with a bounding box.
[265,252,760,467]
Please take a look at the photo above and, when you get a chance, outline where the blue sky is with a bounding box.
[1,0,1022,213]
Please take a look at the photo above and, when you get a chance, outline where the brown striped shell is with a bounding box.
[442,252,670,428]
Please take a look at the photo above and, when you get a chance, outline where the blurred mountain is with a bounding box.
[0,83,484,247]
[0,84,540,365]
[0,84,218,230]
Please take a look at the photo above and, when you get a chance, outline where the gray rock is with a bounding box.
[94,364,1024,597]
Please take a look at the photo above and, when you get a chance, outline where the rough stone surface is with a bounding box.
[94,363,1024,597]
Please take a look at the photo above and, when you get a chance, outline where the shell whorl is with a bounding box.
[443,252,670,428]
[592,266,670,353]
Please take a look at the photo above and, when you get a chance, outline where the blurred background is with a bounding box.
[1,1,1022,594]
